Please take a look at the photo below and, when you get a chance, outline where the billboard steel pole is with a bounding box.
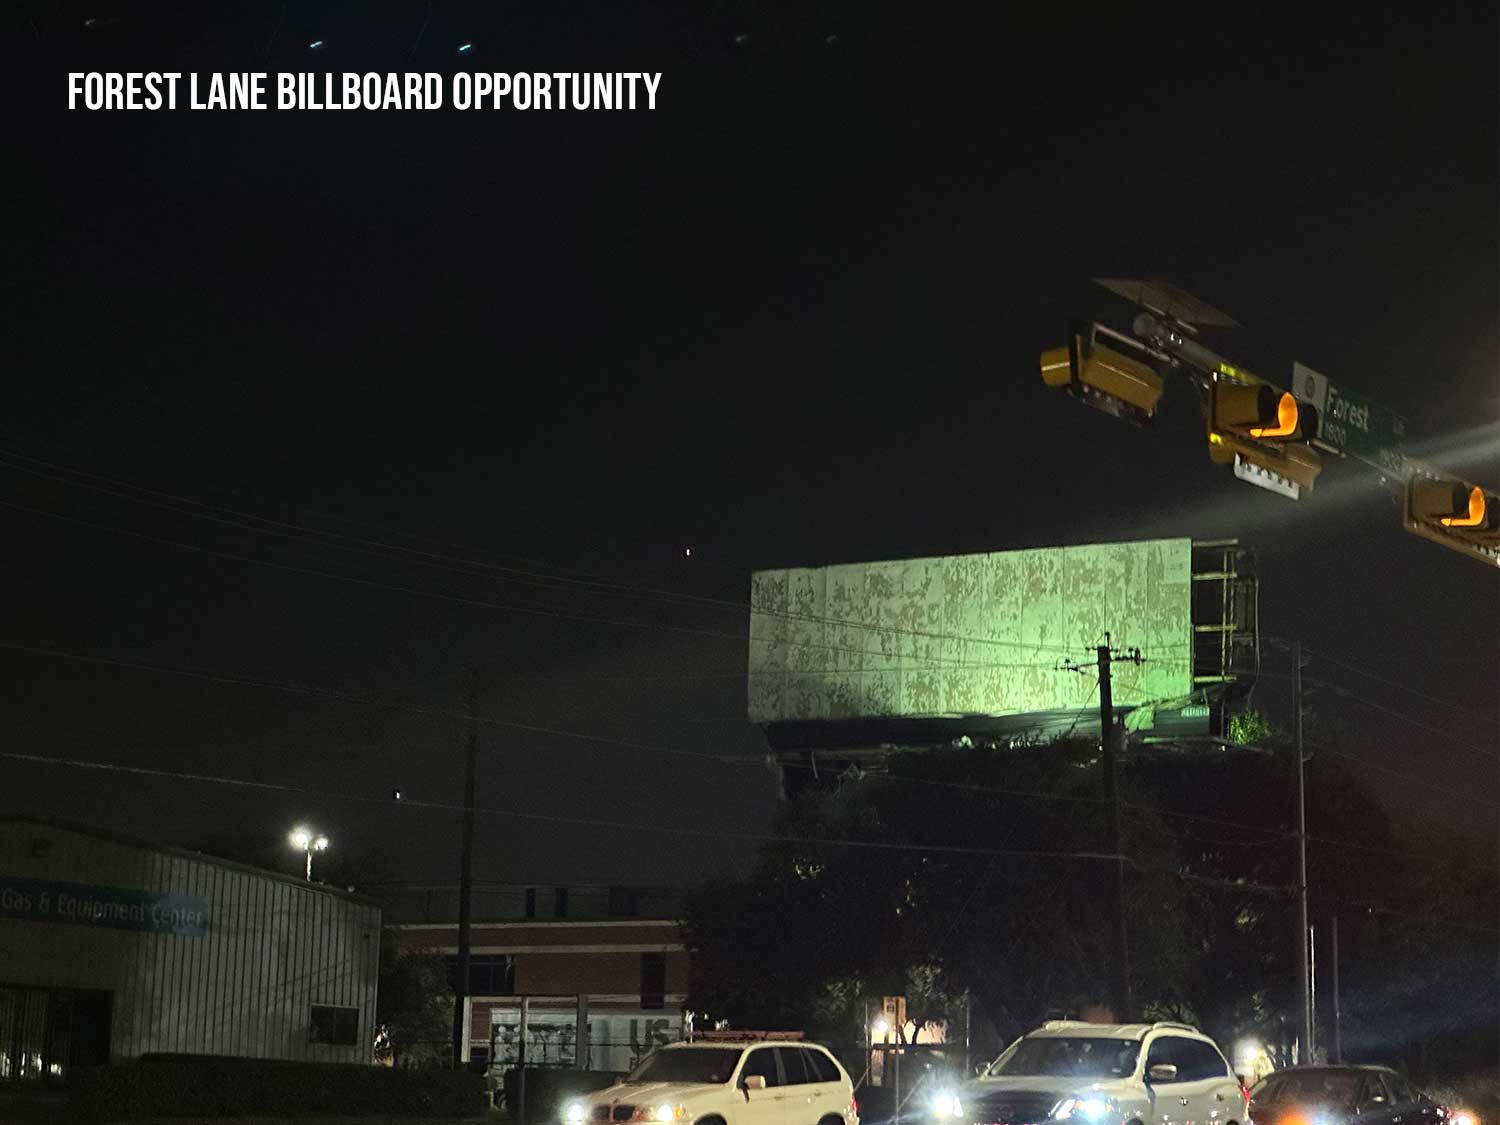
[1294,642,1312,1061]
[1097,640,1132,1021]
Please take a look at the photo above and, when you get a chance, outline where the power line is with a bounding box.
[4,497,1062,672]
[0,450,1138,660]
[1315,744,1498,810]
[5,748,1421,898]
[11,635,1492,866]
[1305,679,1499,761]
[1264,635,1496,727]
[0,749,1124,864]
[0,639,757,767]
[0,444,1201,657]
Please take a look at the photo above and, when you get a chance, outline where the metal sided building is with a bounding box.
[0,818,381,1081]
[748,538,1258,777]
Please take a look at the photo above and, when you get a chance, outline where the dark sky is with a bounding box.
[4,2,1497,890]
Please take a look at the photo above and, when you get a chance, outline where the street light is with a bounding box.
[289,827,329,881]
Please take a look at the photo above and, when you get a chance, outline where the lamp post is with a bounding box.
[290,827,329,881]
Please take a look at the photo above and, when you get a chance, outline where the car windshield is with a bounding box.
[989,1037,1140,1079]
[1259,1072,1362,1109]
[625,1047,744,1085]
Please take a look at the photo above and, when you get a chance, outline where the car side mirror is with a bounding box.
[1148,1064,1178,1083]
[742,1076,767,1091]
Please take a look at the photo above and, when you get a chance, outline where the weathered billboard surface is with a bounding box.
[748,538,1193,723]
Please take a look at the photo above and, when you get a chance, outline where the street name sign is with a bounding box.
[1292,362,1408,474]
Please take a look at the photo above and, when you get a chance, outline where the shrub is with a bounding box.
[72,1055,487,1121]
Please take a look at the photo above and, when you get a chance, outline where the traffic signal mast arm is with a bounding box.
[1131,312,1324,498]
[1037,278,1500,568]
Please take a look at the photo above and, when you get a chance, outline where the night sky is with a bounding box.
[5,2,1497,890]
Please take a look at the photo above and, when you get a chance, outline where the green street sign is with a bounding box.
[1292,362,1407,473]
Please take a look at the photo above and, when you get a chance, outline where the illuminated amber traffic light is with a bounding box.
[1404,475,1500,567]
[1443,485,1488,528]
[1210,381,1319,444]
[1249,392,1300,438]
[1205,378,1323,498]
[1039,323,1164,424]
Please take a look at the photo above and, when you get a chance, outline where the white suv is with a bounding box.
[944,1022,1247,1125]
[565,1039,860,1125]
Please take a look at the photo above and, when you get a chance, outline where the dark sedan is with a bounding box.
[1248,1066,1447,1125]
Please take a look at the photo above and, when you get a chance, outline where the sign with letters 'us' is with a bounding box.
[0,876,209,936]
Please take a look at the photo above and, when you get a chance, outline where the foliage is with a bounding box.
[1227,709,1275,746]
[686,736,1497,1087]
[376,930,456,1068]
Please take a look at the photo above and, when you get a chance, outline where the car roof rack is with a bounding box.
[1149,1022,1200,1034]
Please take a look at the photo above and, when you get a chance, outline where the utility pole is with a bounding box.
[1088,634,1138,1021]
[1330,914,1341,1064]
[1293,642,1312,1063]
[452,667,480,1069]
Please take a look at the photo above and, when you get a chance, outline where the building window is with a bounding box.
[553,887,568,918]
[445,954,515,995]
[524,888,537,918]
[309,1005,360,1046]
[608,887,639,917]
[640,952,666,1010]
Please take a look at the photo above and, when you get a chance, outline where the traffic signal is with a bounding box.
[1205,378,1323,498]
[1210,381,1320,443]
[1039,322,1164,424]
[1404,475,1500,566]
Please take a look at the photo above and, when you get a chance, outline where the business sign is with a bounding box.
[1292,362,1407,474]
[0,876,209,936]
[748,538,1193,723]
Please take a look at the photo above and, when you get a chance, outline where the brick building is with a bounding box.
[384,881,687,1071]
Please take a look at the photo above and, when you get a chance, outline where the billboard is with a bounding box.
[748,538,1193,724]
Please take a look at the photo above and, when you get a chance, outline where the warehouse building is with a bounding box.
[0,818,381,1081]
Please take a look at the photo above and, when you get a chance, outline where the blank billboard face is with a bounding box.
[748,538,1193,723]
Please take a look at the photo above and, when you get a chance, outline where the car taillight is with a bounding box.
[851,1096,860,1118]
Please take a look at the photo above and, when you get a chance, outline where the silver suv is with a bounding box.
[941,1021,1247,1125]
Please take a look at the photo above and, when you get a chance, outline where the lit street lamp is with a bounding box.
[289,827,329,881]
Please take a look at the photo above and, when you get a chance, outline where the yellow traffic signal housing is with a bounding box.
[1404,475,1500,567]
[1210,381,1320,443]
[1207,429,1323,498]
[1039,323,1164,424]
[1205,378,1323,498]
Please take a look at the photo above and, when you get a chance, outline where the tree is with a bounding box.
[686,732,1497,1091]
[376,928,455,1067]
[686,739,1204,1052]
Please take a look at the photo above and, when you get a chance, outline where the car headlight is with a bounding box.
[653,1106,686,1122]
[932,1093,964,1120]
[565,1105,587,1123]
[1053,1098,1111,1121]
